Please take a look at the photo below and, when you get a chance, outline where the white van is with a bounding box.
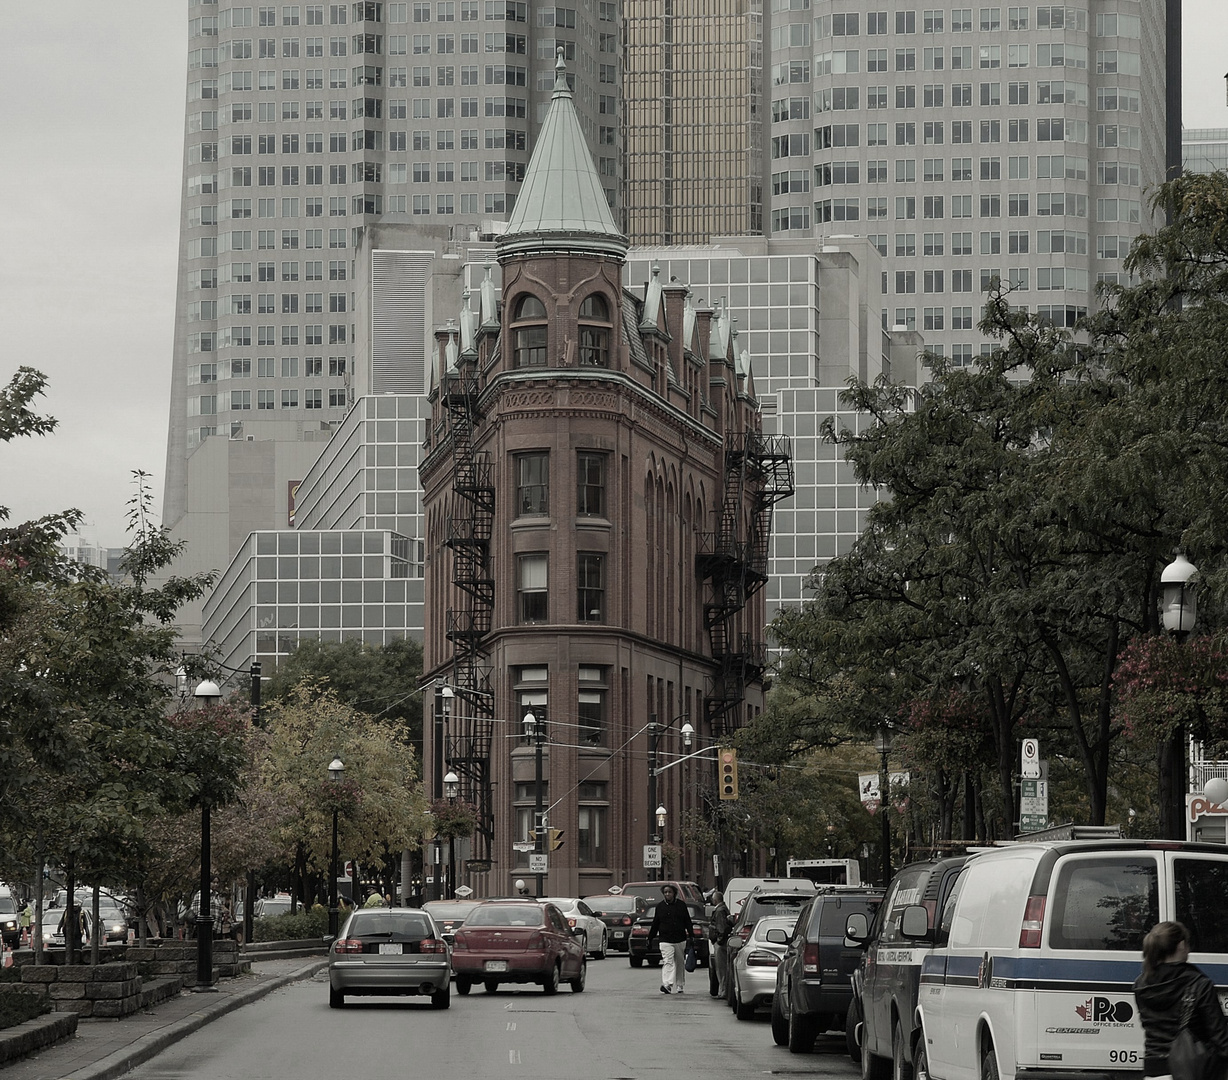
[905,840,1228,1080]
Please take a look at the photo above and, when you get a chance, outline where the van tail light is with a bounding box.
[335,938,364,954]
[419,937,447,954]
[1019,895,1046,948]
[802,942,820,975]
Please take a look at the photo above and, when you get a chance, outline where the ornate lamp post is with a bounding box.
[443,769,460,899]
[328,755,345,938]
[192,678,223,992]
[1161,553,1199,839]
[647,715,693,881]
[874,724,893,887]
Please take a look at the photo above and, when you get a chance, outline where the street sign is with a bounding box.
[1019,761,1049,831]
[454,885,474,898]
[1020,813,1049,832]
[528,853,547,873]
[512,842,535,852]
[643,844,662,869]
[1021,738,1040,779]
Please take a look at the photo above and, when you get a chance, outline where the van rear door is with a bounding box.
[1017,852,1156,1073]
[1169,851,1228,1009]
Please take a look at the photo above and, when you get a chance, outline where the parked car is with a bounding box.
[328,907,450,1009]
[450,899,586,994]
[255,894,293,918]
[620,882,709,965]
[899,840,1228,1080]
[628,899,709,967]
[38,906,126,946]
[723,886,820,1003]
[730,915,797,1021]
[846,857,967,1074]
[771,887,884,1054]
[421,899,480,947]
[0,894,20,946]
[538,897,608,959]
[584,893,648,953]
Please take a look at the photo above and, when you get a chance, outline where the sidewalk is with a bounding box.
[0,955,327,1080]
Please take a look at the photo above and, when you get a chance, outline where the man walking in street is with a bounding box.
[646,884,694,994]
[708,890,732,999]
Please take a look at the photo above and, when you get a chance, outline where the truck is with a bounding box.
[785,858,861,887]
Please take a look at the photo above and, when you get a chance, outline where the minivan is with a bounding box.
[891,841,1228,1080]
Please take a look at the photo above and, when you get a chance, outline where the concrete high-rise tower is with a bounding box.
[165,0,621,637]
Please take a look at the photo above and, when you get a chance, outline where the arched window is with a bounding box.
[513,294,547,367]
[577,293,611,367]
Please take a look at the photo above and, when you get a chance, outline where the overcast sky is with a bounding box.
[1,2,1227,546]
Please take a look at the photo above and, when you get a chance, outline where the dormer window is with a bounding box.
[577,293,611,367]
[513,294,547,367]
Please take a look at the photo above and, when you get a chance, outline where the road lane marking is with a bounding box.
[506,1022,516,1030]
[509,1049,521,1064]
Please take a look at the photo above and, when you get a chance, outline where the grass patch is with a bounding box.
[0,991,49,1031]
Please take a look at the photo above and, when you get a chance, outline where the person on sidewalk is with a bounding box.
[708,890,732,999]
[646,884,694,995]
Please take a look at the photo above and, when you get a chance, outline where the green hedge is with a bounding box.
[251,903,335,942]
[0,991,49,1031]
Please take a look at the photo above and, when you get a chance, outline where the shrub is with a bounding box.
[251,903,331,942]
[0,990,49,1031]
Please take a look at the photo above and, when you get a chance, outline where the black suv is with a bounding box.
[722,887,819,1005]
[770,888,883,1053]
[844,857,966,1079]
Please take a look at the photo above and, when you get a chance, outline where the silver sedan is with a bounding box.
[539,897,608,959]
[328,908,451,1008]
[731,915,797,1021]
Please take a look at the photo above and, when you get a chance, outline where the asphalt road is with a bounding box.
[126,956,860,1080]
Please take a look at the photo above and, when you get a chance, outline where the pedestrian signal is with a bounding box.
[719,748,739,800]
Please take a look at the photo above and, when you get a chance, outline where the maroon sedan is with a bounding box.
[450,900,586,995]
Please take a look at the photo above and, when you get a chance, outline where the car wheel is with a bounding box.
[329,986,344,1009]
[630,956,644,968]
[981,1044,1000,1080]
[735,978,756,1021]
[542,962,560,995]
[788,1008,817,1054]
[913,1034,931,1080]
[894,1021,915,1080]
[594,930,607,960]
[862,1037,892,1080]
[570,958,587,993]
[771,995,789,1046]
[430,982,451,1009]
[456,978,472,996]
[847,1000,863,1063]
[483,979,499,993]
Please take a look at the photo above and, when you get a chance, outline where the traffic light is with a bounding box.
[528,830,538,844]
[548,828,565,851]
[719,748,739,800]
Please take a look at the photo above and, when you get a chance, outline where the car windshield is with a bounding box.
[0,897,15,914]
[260,899,292,915]
[746,895,811,919]
[587,897,637,913]
[752,917,798,942]
[347,912,431,940]
[621,886,666,903]
[465,904,545,928]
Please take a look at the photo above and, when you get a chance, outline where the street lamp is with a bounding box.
[524,710,546,897]
[874,724,893,887]
[655,804,667,832]
[1161,553,1199,839]
[443,769,460,899]
[328,755,345,938]
[192,677,223,991]
[647,714,692,882]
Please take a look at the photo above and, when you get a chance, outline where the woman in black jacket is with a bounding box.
[1134,921,1228,1078]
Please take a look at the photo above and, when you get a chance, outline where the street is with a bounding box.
[127,959,859,1080]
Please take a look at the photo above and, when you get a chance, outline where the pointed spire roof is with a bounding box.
[498,50,628,260]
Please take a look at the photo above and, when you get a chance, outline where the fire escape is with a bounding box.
[697,432,794,737]
[441,355,496,861]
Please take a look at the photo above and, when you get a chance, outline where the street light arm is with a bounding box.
[652,748,718,776]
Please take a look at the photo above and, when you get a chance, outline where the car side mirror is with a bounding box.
[900,904,930,941]
[845,911,870,945]
[765,928,789,945]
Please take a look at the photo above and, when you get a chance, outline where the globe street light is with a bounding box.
[328,755,345,938]
[1161,553,1199,838]
[443,769,460,898]
[192,677,223,992]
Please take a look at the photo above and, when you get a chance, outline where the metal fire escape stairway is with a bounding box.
[697,432,794,737]
[442,358,496,861]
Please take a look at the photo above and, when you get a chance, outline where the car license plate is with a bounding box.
[613,931,625,939]
[378,943,402,954]
[485,960,508,973]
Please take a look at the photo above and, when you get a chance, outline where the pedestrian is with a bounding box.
[646,884,694,995]
[19,901,32,944]
[708,889,732,999]
[364,889,385,908]
[1133,921,1228,1080]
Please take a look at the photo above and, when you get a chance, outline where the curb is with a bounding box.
[62,958,328,1080]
